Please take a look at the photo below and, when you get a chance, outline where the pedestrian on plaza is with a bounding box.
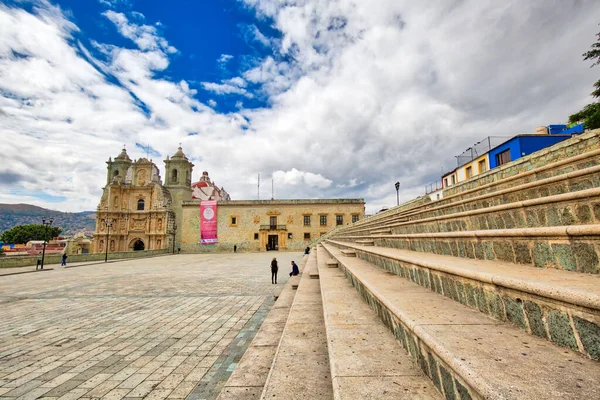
[289,261,299,277]
[234,244,237,253]
[61,253,68,266]
[271,257,278,284]
[305,246,310,255]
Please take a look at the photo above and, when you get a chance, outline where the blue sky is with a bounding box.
[0,0,599,213]
[8,0,278,112]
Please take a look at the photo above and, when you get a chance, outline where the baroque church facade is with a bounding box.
[94,146,229,253]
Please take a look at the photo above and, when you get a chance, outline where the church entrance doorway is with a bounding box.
[267,235,278,251]
[133,240,145,251]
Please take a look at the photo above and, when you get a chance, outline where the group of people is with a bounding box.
[269,258,299,284]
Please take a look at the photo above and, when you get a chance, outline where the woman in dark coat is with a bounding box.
[271,257,278,284]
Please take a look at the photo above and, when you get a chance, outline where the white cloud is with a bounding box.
[103,11,177,53]
[273,169,332,189]
[242,24,272,47]
[1,0,600,215]
[99,0,132,7]
[218,54,233,64]
[208,99,217,107]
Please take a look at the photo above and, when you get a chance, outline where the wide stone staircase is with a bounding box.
[217,129,600,399]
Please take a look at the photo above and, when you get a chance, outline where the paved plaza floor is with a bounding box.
[0,252,300,400]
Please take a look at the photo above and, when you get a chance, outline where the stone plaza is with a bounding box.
[0,252,299,400]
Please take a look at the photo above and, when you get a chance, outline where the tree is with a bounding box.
[569,27,600,130]
[0,224,62,244]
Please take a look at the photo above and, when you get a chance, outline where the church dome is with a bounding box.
[171,146,188,160]
[115,147,131,162]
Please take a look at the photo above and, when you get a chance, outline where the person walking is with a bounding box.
[61,253,68,266]
[271,257,278,284]
[289,261,299,276]
[234,244,237,253]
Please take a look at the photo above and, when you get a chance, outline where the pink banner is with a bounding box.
[200,200,218,245]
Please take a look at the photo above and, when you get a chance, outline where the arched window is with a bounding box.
[172,169,178,183]
[137,199,145,210]
[113,169,119,177]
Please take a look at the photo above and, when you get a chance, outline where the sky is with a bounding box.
[0,0,599,214]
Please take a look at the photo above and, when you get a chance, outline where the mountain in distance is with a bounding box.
[0,203,96,236]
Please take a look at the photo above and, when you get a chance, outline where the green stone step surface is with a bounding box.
[326,239,600,360]
[323,243,600,400]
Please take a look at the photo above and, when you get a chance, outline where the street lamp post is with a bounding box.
[104,218,113,263]
[172,220,178,254]
[40,217,54,270]
[395,181,400,206]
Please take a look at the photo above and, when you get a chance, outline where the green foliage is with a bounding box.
[0,224,62,244]
[569,102,600,130]
[569,26,600,129]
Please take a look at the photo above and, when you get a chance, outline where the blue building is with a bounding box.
[488,134,572,169]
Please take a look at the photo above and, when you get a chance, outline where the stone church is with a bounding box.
[94,146,364,254]
[94,146,229,253]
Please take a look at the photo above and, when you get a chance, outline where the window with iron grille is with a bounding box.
[336,215,343,225]
[303,215,311,226]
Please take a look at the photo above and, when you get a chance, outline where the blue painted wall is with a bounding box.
[488,138,521,169]
[488,135,571,169]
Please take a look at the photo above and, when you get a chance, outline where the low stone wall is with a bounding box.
[0,249,169,269]
[180,241,309,253]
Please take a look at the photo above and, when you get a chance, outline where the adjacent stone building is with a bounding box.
[95,147,365,253]
[180,199,365,252]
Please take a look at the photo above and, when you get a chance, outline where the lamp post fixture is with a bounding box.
[104,218,113,263]
[395,181,400,206]
[172,220,178,254]
[40,217,54,270]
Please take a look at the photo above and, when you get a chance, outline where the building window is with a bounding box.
[496,149,511,166]
[320,215,327,226]
[254,233,259,240]
[230,216,237,226]
[303,215,311,226]
[478,159,486,173]
[304,233,311,240]
[444,178,449,187]
[172,169,178,183]
[137,199,145,211]
[352,214,359,223]
[336,215,343,225]
[288,233,293,239]
[270,216,277,228]
[466,166,473,179]
[451,175,456,185]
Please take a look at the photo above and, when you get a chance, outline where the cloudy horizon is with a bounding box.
[0,0,598,214]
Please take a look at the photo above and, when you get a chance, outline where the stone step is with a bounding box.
[340,249,356,257]
[355,239,375,246]
[309,271,320,279]
[337,224,600,274]
[260,251,333,399]
[337,186,600,238]
[217,256,308,400]
[326,239,600,361]
[315,246,441,399]
[341,143,600,236]
[325,260,338,268]
[322,243,600,400]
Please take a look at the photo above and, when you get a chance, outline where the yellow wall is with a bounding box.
[180,199,365,252]
[445,154,489,188]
